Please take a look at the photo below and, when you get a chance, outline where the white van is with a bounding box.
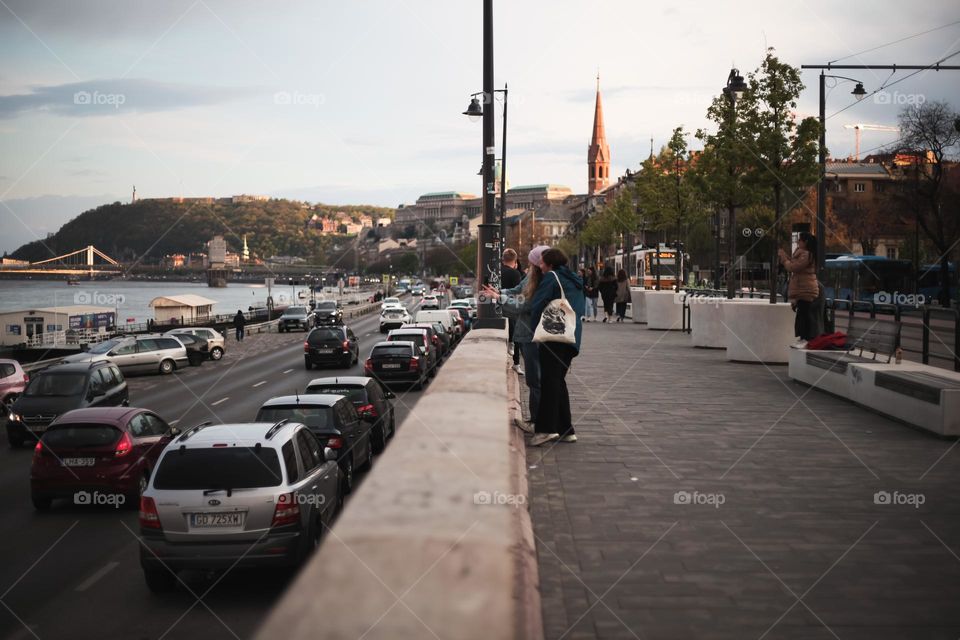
[415,310,456,335]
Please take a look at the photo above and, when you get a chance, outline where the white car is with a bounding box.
[380,297,401,310]
[379,307,412,333]
[420,295,441,310]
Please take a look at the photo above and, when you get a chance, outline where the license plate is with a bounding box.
[316,348,335,354]
[190,512,244,528]
[63,457,95,467]
[381,363,402,369]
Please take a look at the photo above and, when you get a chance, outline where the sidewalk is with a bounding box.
[524,322,960,640]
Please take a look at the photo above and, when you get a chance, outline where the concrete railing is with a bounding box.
[255,327,543,640]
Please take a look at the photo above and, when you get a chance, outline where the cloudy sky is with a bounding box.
[1,0,959,252]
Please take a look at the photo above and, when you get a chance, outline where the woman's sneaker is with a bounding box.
[560,434,577,443]
[530,433,559,446]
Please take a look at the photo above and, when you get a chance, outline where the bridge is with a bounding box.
[0,245,122,277]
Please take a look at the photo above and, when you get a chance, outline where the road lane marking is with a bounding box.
[211,397,229,406]
[76,561,119,592]
[283,369,293,374]
[253,381,267,387]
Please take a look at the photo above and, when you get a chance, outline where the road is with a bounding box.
[0,296,431,640]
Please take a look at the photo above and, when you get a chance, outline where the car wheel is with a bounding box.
[128,472,149,507]
[210,347,224,361]
[372,424,386,454]
[341,459,354,495]
[31,494,52,511]
[143,566,177,593]
[412,378,423,391]
[159,359,175,375]
[388,415,396,439]
[305,358,312,370]
[361,438,374,471]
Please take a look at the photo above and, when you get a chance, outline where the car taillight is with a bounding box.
[32,440,44,463]
[271,493,301,528]
[409,356,420,371]
[139,496,162,530]
[432,336,439,346]
[364,358,373,373]
[342,340,350,351]
[304,341,310,352]
[115,432,133,457]
[326,436,343,449]
[357,403,377,418]
[23,373,29,383]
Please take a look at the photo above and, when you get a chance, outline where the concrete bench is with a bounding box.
[875,370,960,406]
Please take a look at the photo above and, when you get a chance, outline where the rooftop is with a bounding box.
[149,294,218,308]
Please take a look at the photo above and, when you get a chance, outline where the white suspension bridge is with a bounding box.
[0,245,122,278]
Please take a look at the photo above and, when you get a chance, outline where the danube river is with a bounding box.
[0,279,318,323]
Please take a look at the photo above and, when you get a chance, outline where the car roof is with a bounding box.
[306,376,372,387]
[373,340,414,349]
[41,361,109,374]
[54,406,144,425]
[179,422,301,446]
[260,394,346,408]
[389,328,426,335]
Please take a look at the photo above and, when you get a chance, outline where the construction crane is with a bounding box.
[843,123,899,161]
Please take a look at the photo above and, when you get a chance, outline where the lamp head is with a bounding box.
[462,97,483,122]
[726,68,748,101]
[851,82,867,101]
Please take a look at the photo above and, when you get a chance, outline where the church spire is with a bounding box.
[587,74,611,195]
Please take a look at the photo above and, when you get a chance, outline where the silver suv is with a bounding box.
[62,334,188,375]
[165,327,225,360]
[138,420,341,592]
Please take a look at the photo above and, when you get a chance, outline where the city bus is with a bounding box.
[822,255,912,302]
[605,246,683,289]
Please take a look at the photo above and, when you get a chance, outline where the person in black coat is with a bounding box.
[501,249,523,367]
[233,310,246,342]
[597,267,618,322]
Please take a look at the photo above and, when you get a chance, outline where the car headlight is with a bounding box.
[8,412,21,423]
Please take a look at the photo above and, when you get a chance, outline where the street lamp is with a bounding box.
[462,97,483,122]
[463,85,509,249]
[722,67,747,299]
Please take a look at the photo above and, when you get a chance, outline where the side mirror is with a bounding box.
[107,351,116,357]
[168,426,181,436]
[323,447,338,462]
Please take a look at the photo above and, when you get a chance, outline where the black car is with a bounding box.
[364,341,428,390]
[312,301,343,326]
[402,322,449,360]
[304,376,396,453]
[304,325,359,369]
[256,394,373,495]
[279,306,312,332]
[171,332,209,366]
[386,328,437,376]
[6,361,129,447]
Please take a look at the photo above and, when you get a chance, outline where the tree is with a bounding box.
[892,100,960,305]
[739,49,821,302]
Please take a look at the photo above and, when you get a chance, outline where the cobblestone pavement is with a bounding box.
[524,322,960,640]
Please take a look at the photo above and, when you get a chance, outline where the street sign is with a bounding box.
[450,276,459,285]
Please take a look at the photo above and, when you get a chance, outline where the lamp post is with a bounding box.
[461,0,505,329]
[464,84,509,251]
[722,67,747,299]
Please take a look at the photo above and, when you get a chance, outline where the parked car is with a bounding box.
[0,359,28,408]
[379,306,412,333]
[448,305,472,332]
[386,328,437,376]
[312,300,343,326]
[414,309,458,340]
[256,394,371,495]
[139,420,340,592]
[278,306,312,332]
[379,297,401,310]
[7,361,128,447]
[420,294,441,310]
[304,377,396,454]
[166,332,209,366]
[304,325,359,369]
[30,407,176,510]
[61,335,188,375]
[165,327,225,361]
[402,323,449,359]
[364,341,428,390]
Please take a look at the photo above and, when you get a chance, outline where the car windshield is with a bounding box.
[304,385,366,403]
[390,333,424,348]
[43,424,121,449]
[87,339,122,355]
[25,373,86,397]
[372,345,413,358]
[256,406,335,429]
[316,302,337,311]
[308,329,343,343]
[285,307,308,316]
[154,447,283,489]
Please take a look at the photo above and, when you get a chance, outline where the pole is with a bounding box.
[474,0,503,328]
[500,84,508,249]
[816,72,826,280]
[714,209,721,290]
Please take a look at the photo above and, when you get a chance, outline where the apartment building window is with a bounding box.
[834,182,843,192]
[875,182,885,193]
[886,247,897,259]
[854,183,865,193]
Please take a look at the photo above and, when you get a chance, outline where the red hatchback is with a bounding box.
[30,407,177,511]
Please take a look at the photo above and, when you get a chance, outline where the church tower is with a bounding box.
[587,75,611,195]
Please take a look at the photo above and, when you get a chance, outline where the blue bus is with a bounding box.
[918,262,957,302]
[823,255,912,302]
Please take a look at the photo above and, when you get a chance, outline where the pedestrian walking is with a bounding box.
[614,269,631,322]
[501,248,523,368]
[233,309,246,342]
[597,266,618,323]
[481,245,549,428]
[778,232,819,347]
[584,266,599,322]
[529,247,586,446]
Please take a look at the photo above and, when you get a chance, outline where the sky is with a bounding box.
[1,0,959,253]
